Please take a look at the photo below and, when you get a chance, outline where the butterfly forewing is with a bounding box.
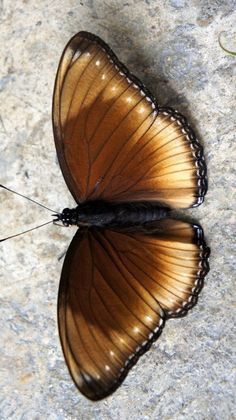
[53,32,207,208]
[58,220,209,400]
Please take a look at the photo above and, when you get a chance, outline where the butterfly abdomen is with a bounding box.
[74,200,170,227]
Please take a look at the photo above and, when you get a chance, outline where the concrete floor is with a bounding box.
[0,1,235,419]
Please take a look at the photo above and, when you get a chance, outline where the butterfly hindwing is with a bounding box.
[58,219,210,400]
[53,31,207,208]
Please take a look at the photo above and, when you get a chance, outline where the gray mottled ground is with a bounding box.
[0,1,235,419]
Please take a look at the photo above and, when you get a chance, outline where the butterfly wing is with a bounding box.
[58,220,210,400]
[53,31,207,208]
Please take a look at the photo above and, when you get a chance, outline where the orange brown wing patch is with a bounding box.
[53,31,207,208]
[58,220,209,400]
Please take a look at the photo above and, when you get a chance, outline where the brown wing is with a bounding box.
[53,31,207,208]
[58,220,210,400]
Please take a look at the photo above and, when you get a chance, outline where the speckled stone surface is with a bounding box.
[0,1,235,419]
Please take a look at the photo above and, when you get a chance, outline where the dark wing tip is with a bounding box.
[82,316,166,401]
[74,31,159,111]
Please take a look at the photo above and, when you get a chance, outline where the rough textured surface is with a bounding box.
[0,1,235,419]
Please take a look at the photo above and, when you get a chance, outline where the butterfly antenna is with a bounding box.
[0,220,55,243]
[0,184,58,213]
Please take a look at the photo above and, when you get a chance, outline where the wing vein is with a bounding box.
[92,96,146,166]
[102,231,160,316]
[93,109,155,196]
[126,249,192,298]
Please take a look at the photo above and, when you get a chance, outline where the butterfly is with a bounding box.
[52,31,210,400]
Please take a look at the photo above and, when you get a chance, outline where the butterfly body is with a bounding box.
[59,201,170,228]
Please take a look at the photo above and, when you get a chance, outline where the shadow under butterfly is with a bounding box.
[50,31,210,400]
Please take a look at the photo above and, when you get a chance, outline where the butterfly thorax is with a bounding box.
[58,200,170,228]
